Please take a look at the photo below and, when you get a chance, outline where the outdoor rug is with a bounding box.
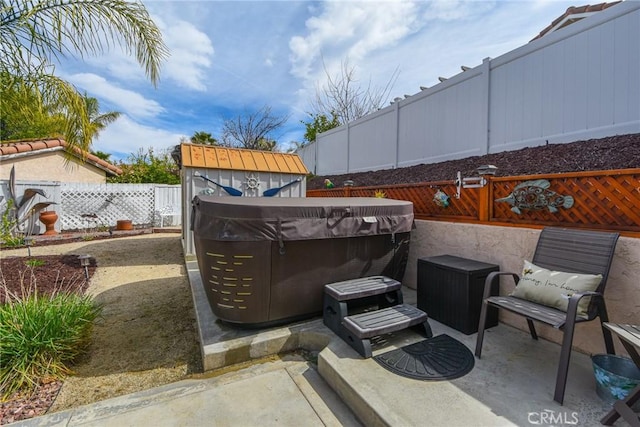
[373,334,474,381]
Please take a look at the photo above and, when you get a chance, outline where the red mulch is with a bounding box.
[0,380,63,425]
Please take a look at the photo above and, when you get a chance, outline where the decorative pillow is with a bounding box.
[511,260,602,316]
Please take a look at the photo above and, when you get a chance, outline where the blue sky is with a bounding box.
[56,0,579,161]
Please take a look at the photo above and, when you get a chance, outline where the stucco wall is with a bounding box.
[1,152,106,183]
[406,220,639,356]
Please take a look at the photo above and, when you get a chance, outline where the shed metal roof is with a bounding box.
[180,143,308,174]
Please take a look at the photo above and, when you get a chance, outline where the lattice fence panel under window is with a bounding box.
[60,183,155,231]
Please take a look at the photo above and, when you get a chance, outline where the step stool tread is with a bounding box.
[343,304,428,339]
[324,276,401,301]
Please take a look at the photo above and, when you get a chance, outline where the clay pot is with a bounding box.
[116,220,133,231]
[39,210,59,235]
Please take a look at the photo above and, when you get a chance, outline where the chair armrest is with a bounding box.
[483,271,520,299]
[566,290,604,321]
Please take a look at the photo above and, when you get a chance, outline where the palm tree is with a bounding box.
[191,131,218,145]
[0,0,168,154]
[83,94,121,140]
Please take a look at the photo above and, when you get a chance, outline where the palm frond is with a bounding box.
[1,0,168,85]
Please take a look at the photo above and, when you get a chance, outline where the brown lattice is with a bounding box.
[491,171,640,230]
[307,169,640,233]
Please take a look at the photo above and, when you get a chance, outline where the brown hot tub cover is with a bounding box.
[192,196,414,326]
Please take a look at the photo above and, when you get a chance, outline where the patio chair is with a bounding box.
[475,227,620,405]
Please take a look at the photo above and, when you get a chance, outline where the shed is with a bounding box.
[175,143,309,256]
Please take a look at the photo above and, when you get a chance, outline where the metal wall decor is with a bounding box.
[496,179,574,214]
[243,173,260,194]
[433,189,450,207]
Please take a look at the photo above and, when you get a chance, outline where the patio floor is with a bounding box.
[186,260,621,426]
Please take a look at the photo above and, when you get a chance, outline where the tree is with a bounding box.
[0,76,121,149]
[82,94,121,141]
[91,150,112,162]
[312,58,399,125]
[222,106,289,151]
[108,148,180,184]
[0,71,68,141]
[0,0,168,153]
[301,111,341,144]
[190,131,218,145]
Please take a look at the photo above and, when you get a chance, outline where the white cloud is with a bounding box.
[154,17,214,92]
[79,15,214,93]
[93,116,185,160]
[289,1,420,80]
[67,73,165,119]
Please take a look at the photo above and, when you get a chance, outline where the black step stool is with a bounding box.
[323,276,432,358]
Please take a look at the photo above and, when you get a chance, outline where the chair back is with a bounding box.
[532,227,619,318]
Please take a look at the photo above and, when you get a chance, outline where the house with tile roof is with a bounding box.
[530,1,622,41]
[0,138,122,183]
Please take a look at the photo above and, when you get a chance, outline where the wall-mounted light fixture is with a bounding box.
[476,164,498,176]
[79,255,91,280]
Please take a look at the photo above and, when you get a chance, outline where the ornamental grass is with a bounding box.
[0,287,101,399]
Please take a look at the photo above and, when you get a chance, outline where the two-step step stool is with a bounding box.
[323,276,432,358]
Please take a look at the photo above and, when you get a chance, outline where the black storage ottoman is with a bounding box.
[417,255,500,335]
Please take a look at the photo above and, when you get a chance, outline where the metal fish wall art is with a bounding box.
[496,179,574,215]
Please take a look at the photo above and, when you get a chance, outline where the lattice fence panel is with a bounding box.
[61,183,155,231]
[307,169,640,233]
[308,182,479,220]
[382,184,479,220]
[306,188,344,197]
[491,170,640,231]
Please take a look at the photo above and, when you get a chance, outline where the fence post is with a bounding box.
[478,177,491,221]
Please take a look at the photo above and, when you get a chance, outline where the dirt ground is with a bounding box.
[0,234,200,424]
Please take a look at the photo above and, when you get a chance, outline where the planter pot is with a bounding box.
[116,220,133,231]
[592,354,640,410]
[39,210,59,235]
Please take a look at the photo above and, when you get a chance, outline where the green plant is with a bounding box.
[0,199,23,247]
[0,289,101,398]
[24,259,45,268]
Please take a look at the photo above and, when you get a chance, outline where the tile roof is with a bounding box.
[530,1,622,41]
[0,138,122,176]
[179,143,309,174]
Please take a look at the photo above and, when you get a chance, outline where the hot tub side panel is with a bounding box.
[194,238,272,324]
[268,232,410,322]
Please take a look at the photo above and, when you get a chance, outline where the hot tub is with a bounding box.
[192,196,414,326]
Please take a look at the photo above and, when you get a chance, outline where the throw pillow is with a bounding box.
[511,260,602,316]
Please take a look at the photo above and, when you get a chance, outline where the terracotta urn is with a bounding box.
[116,219,133,231]
[39,210,59,235]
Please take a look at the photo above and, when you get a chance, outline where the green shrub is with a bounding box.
[0,199,23,247]
[0,291,102,398]
[24,259,46,268]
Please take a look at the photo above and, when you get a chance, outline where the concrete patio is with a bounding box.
[13,257,625,426]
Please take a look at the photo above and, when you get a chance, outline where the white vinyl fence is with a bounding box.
[300,1,640,175]
[0,181,181,233]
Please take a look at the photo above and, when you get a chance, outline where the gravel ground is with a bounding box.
[307,133,640,189]
[0,233,200,424]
